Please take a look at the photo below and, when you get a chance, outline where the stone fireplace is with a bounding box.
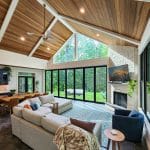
[109,83,138,109]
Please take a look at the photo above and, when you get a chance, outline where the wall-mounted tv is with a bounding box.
[0,69,8,85]
[108,64,130,83]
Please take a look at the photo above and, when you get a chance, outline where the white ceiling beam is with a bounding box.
[60,14,141,46]
[0,0,19,42]
[138,18,150,55]
[36,0,76,33]
[135,0,150,2]
[29,17,58,56]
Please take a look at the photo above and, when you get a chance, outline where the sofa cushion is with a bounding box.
[54,98,72,107]
[29,97,42,106]
[13,106,23,118]
[22,108,43,126]
[41,113,70,134]
[39,94,55,104]
[18,100,30,108]
[70,118,96,133]
[35,106,52,115]
[42,103,53,108]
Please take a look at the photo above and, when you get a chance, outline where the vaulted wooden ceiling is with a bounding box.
[0,0,73,60]
[0,0,149,60]
[47,0,150,46]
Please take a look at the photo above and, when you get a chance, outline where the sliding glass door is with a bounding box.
[59,70,65,97]
[75,69,83,100]
[45,65,107,103]
[18,76,35,93]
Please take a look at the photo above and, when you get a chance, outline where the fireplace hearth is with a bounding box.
[114,92,127,108]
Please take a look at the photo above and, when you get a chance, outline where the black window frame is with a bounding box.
[45,65,107,104]
[140,42,150,122]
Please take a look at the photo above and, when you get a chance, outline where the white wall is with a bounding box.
[0,49,48,69]
[0,65,45,93]
[47,57,109,69]
[10,67,45,93]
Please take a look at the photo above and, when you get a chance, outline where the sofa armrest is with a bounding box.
[115,109,131,116]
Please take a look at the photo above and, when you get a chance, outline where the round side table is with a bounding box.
[104,128,125,150]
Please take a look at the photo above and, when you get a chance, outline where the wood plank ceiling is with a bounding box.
[0,0,149,60]
[0,0,72,60]
[0,0,11,29]
[33,21,72,60]
[47,0,150,46]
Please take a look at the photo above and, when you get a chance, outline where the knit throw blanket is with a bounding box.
[53,124,100,150]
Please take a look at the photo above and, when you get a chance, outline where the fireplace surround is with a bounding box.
[114,91,127,108]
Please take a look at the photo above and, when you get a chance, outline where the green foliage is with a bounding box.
[53,34,108,64]
[128,80,137,97]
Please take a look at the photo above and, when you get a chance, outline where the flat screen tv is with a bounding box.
[108,64,130,83]
[0,69,8,85]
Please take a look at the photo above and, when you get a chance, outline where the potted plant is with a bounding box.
[127,79,137,97]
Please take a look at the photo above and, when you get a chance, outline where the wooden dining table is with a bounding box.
[0,93,40,103]
[0,92,42,113]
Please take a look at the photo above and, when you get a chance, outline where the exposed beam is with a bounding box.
[29,17,58,56]
[60,14,141,46]
[0,0,19,42]
[138,18,150,55]
[36,0,76,33]
[135,0,150,2]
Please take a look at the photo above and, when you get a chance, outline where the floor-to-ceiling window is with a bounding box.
[141,42,150,121]
[45,66,107,103]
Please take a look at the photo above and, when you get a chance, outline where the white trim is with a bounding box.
[60,14,141,46]
[29,17,58,56]
[138,18,150,55]
[0,0,19,42]
[36,0,76,33]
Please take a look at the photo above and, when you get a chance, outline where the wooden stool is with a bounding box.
[104,129,125,150]
[51,102,58,114]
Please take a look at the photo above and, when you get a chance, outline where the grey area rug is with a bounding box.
[61,101,112,148]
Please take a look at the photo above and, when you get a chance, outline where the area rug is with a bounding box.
[61,101,113,148]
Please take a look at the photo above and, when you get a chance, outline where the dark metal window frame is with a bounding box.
[45,65,107,104]
[140,42,150,122]
[18,76,35,93]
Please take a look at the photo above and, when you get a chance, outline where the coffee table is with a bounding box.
[104,128,125,150]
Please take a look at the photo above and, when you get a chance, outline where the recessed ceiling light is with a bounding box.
[80,7,85,14]
[20,36,25,41]
[96,34,100,37]
[47,47,50,50]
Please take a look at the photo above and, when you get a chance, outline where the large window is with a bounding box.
[53,33,108,64]
[77,34,108,60]
[45,66,107,103]
[59,70,65,97]
[53,36,75,64]
[141,43,150,121]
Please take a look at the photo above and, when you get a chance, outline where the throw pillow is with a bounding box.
[24,104,32,110]
[70,118,96,133]
[29,97,42,106]
[129,110,139,117]
[39,94,55,104]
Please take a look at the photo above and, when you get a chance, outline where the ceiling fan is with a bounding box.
[26,4,51,41]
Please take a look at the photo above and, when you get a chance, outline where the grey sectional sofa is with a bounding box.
[11,95,102,150]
